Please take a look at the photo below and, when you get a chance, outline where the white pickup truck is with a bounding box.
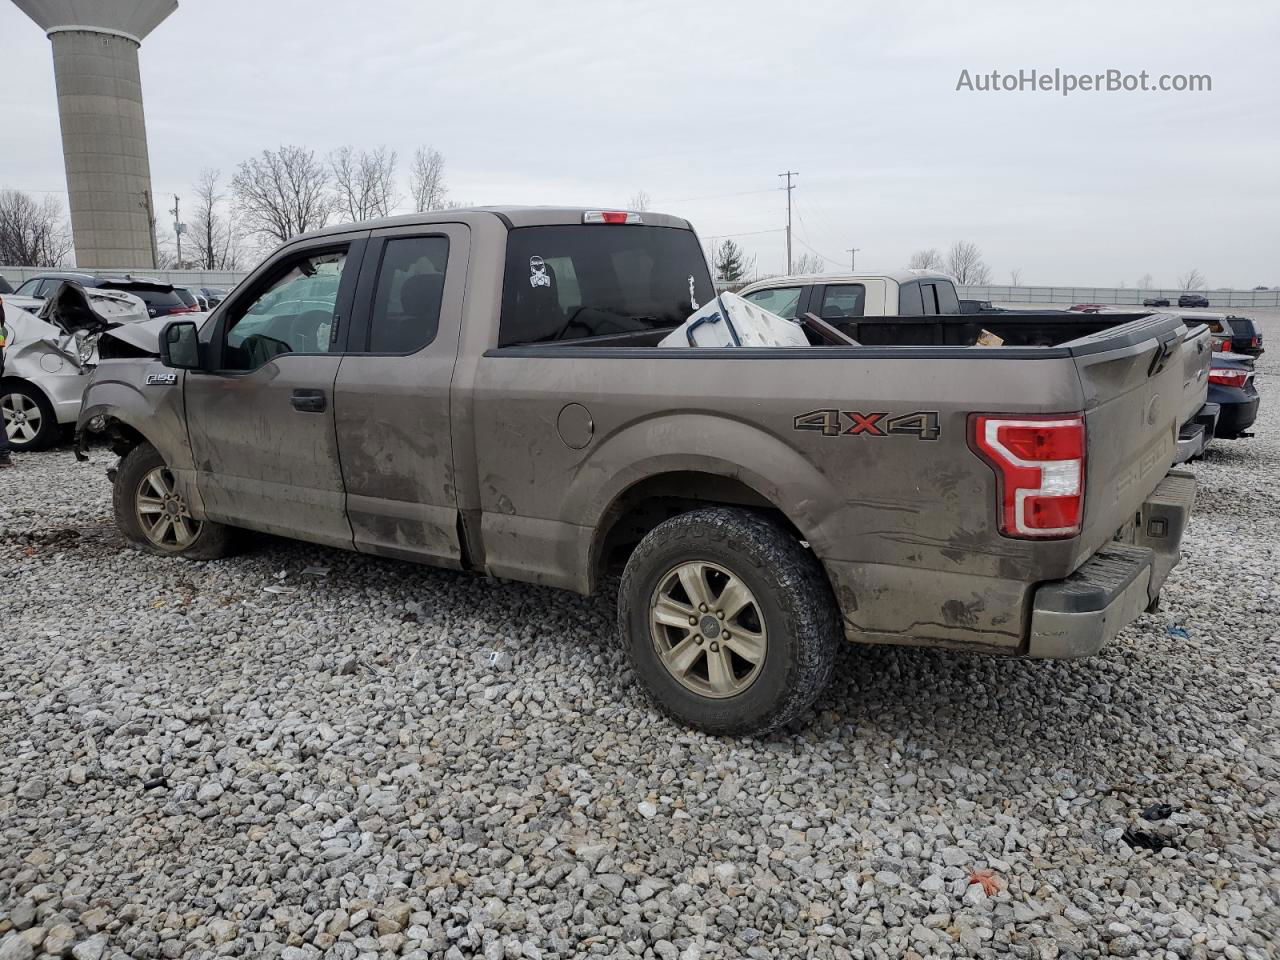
[739,271,961,319]
[740,272,1218,462]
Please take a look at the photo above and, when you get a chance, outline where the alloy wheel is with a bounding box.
[649,560,768,698]
[1,392,42,445]
[135,466,203,549]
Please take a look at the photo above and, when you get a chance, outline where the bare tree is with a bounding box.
[330,146,399,223]
[628,189,651,212]
[409,146,448,213]
[792,252,825,274]
[1177,268,1206,290]
[908,248,943,270]
[1009,268,1023,286]
[231,145,332,244]
[945,240,991,285]
[1138,272,1153,290]
[185,170,243,270]
[0,189,73,266]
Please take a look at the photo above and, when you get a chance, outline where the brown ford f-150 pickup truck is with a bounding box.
[77,207,1196,734]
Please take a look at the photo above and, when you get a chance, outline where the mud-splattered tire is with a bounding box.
[619,507,841,736]
[113,442,234,559]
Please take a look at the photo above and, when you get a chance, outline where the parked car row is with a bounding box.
[5,272,203,319]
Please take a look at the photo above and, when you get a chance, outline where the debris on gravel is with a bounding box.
[2,331,1278,958]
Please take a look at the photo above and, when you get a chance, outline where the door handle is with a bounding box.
[290,389,327,413]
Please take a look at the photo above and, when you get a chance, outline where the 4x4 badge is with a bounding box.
[793,409,941,440]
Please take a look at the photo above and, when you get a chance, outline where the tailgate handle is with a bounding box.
[1147,333,1179,377]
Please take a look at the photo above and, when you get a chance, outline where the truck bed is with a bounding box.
[495,310,1180,355]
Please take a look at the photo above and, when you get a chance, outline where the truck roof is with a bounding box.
[741,270,956,291]
[286,206,695,244]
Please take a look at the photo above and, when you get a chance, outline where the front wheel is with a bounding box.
[113,442,234,559]
[1,381,58,451]
[619,507,841,736]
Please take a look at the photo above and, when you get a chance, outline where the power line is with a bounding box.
[791,201,848,269]
[652,187,779,204]
[702,227,786,240]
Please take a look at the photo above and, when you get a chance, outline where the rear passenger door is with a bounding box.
[332,223,470,566]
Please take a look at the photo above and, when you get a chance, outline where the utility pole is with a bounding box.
[170,195,183,268]
[846,247,861,270]
[777,171,798,274]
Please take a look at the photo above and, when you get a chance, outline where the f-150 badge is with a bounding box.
[145,373,177,385]
[794,409,940,440]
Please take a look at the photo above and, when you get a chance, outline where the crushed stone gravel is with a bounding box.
[2,330,1277,959]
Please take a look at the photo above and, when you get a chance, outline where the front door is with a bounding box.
[333,224,469,565]
[185,236,366,547]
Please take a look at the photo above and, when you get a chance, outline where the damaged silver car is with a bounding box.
[2,282,156,450]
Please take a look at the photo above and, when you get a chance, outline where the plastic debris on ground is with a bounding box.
[1121,826,1173,851]
[1167,624,1191,639]
[1141,802,1174,821]
[658,291,809,348]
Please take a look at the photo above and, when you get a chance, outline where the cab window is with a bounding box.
[221,249,348,370]
[897,281,924,316]
[935,281,961,314]
[819,284,866,318]
[361,236,449,354]
[743,286,802,319]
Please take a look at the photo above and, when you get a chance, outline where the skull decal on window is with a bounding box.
[529,256,551,288]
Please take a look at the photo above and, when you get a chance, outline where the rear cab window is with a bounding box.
[499,225,712,346]
[743,286,802,319]
[819,284,866,319]
[935,281,961,314]
[1226,317,1257,338]
[362,235,450,353]
[897,281,924,316]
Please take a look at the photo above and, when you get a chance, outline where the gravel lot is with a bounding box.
[2,333,1277,960]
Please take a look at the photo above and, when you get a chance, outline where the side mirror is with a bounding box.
[160,320,201,369]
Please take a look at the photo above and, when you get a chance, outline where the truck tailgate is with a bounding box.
[1180,322,1212,424]
[1066,316,1186,564]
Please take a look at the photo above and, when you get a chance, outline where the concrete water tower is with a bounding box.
[12,0,178,269]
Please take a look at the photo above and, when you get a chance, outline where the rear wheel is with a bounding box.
[1,381,58,451]
[619,507,841,736]
[113,442,233,559]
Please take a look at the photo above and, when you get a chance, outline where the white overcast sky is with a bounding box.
[2,0,1278,286]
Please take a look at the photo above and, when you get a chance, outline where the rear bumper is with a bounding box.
[1174,403,1219,463]
[1027,468,1195,658]
[1212,394,1259,438]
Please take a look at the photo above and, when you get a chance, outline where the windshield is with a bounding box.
[499,225,713,346]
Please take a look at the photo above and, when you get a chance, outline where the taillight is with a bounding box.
[1251,336,1260,347]
[970,414,1086,539]
[583,210,643,224]
[1221,338,1232,352]
[1208,368,1248,388]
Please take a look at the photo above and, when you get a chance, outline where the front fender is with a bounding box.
[78,360,194,476]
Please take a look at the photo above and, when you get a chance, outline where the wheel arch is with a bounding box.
[575,414,845,592]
